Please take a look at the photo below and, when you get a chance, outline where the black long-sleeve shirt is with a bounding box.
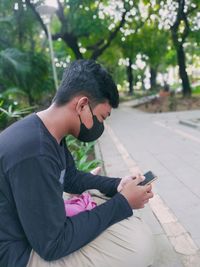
[0,114,132,267]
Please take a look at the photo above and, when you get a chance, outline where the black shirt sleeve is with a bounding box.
[64,148,121,197]
[8,156,132,261]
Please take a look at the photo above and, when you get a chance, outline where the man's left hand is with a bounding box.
[117,168,145,192]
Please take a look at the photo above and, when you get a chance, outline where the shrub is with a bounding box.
[65,135,101,172]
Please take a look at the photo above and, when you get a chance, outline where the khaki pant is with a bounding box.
[27,193,155,267]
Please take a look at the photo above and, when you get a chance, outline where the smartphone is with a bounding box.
[138,171,158,186]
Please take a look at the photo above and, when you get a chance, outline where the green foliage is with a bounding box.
[0,87,29,109]
[22,52,54,103]
[0,0,200,105]
[137,24,170,68]
[0,101,35,129]
[65,135,101,172]
[0,105,35,119]
[0,1,55,108]
[163,48,177,67]
[192,86,200,95]
[0,85,36,130]
[0,100,8,129]
[0,48,30,84]
[53,0,122,59]
[66,1,106,37]
[0,48,54,105]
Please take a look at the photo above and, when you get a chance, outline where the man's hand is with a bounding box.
[120,176,154,209]
[90,166,101,175]
[117,168,145,192]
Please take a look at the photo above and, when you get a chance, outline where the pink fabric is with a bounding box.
[64,193,97,217]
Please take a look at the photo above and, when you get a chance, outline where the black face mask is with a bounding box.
[77,105,104,142]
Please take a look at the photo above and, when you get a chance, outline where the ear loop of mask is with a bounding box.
[78,103,93,124]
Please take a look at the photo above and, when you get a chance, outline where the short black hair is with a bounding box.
[52,59,119,108]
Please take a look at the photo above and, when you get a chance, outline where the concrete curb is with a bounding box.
[179,120,200,130]
[94,140,106,176]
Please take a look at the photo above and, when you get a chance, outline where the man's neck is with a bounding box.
[37,105,71,144]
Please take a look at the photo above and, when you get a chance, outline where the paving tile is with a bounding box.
[152,234,184,267]
[194,238,200,249]
[169,233,198,255]
[181,253,200,267]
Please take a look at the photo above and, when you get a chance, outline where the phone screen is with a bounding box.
[138,171,157,186]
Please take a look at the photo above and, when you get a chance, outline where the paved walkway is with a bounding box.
[95,104,200,267]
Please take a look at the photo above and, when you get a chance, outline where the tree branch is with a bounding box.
[91,8,128,60]
[52,32,63,40]
[56,0,67,27]
[25,0,48,37]
[62,32,83,59]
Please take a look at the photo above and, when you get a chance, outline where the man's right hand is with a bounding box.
[120,176,154,209]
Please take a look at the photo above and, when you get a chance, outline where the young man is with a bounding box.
[0,60,155,267]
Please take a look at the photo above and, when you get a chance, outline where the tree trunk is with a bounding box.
[150,67,157,91]
[170,0,192,98]
[126,58,133,95]
[141,74,145,92]
[176,43,191,97]
[17,0,24,46]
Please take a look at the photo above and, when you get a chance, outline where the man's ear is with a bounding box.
[76,97,89,115]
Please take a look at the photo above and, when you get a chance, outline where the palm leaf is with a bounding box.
[0,48,30,73]
[2,87,28,98]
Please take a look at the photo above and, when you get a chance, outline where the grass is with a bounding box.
[192,85,200,95]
